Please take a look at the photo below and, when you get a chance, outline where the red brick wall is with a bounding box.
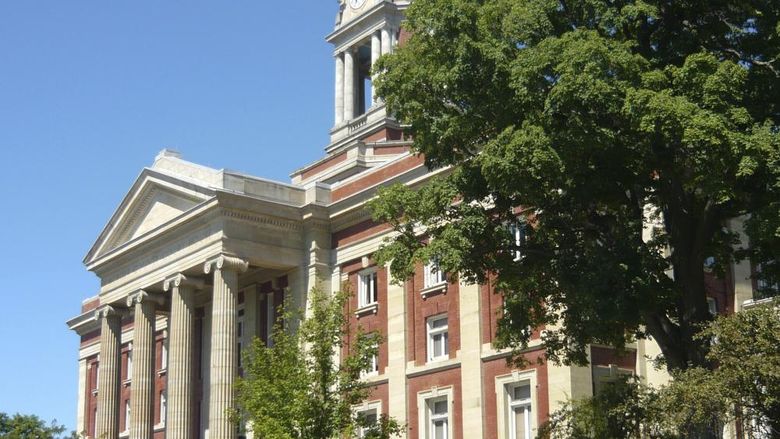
[407,263,460,366]
[342,262,390,375]
[480,278,543,346]
[332,155,425,201]
[590,346,637,370]
[482,349,550,439]
[363,127,404,143]
[407,367,463,439]
[85,356,99,437]
[704,269,734,316]
[332,220,392,249]
[301,152,347,180]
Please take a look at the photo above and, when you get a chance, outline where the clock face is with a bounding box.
[349,0,366,9]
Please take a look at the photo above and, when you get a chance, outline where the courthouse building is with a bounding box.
[67,1,768,438]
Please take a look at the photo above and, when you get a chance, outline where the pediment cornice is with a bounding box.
[84,168,215,266]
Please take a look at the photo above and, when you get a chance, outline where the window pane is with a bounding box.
[433,400,448,415]
[434,420,447,439]
[442,332,449,355]
[431,317,447,329]
[433,335,443,357]
[513,384,530,401]
[513,406,530,439]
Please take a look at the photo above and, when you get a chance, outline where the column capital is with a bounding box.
[126,290,165,308]
[93,305,125,322]
[163,274,205,292]
[204,255,249,275]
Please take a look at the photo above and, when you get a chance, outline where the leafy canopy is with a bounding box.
[0,413,78,439]
[371,0,780,370]
[539,302,780,438]
[234,288,402,439]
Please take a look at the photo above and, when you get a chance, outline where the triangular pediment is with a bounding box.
[85,169,215,264]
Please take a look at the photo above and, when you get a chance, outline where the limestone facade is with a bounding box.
[68,1,769,438]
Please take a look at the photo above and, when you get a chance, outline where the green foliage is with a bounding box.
[371,0,780,371]
[0,413,77,439]
[539,303,780,438]
[538,376,674,439]
[234,288,402,439]
[664,301,780,437]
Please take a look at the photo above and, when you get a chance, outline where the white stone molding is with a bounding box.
[204,255,249,275]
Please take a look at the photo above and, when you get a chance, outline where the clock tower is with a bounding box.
[324,1,409,152]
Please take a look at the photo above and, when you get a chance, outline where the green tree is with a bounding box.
[0,413,78,439]
[537,376,674,439]
[538,301,780,439]
[661,301,780,437]
[234,288,402,439]
[371,0,780,371]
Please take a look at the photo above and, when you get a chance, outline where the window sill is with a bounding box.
[355,303,379,317]
[743,297,777,309]
[420,283,447,299]
[360,374,389,385]
[119,431,129,438]
[360,370,379,379]
[157,368,167,377]
[154,423,166,432]
[122,379,131,387]
[407,357,460,378]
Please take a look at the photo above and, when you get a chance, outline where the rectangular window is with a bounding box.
[362,343,380,378]
[124,400,130,432]
[356,408,378,438]
[160,391,167,425]
[509,221,527,262]
[126,349,133,380]
[358,269,379,308]
[428,397,449,439]
[427,315,449,362]
[507,383,532,439]
[160,341,168,370]
[424,258,446,288]
[756,260,780,300]
[237,308,245,369]
[707,297,718,316]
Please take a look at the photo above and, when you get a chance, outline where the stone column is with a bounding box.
[127,291,164,439]
[371,31,382,104]
[205,255,249,439]
[95,305,123,439]
[163,274,204,439]
[344,48,356,121]
[381,26,393,55]
[335,52,345,125]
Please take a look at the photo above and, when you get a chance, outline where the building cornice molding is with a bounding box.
[220,208,303,232]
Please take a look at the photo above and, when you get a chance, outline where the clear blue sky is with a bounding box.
[0,1,338,431]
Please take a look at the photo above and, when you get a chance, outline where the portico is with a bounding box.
[69,150,332,439]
